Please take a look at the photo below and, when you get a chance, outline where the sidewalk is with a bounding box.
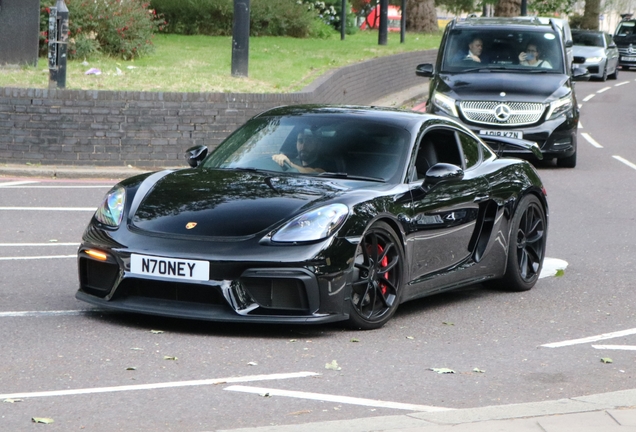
[218,389,636,432]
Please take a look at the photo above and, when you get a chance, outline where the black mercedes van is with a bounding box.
[416,17,589,168]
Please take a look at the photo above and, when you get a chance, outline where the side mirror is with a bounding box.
[572,66,591,81]
[185,145,208,168]
[565,40,573,48]
[572,55,586,64]
[415,63,434,78]
[423,163,464,188]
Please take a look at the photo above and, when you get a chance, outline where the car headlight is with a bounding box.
[271,204,349,243]
[546,94,573,121]
[432,92,458,117]
[94,186,126,227]
[586,56,603,63]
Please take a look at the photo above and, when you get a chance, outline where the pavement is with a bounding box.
[5,85,636,431]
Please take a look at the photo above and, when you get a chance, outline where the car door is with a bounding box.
[404,126,490,291]
[605,32,619,72]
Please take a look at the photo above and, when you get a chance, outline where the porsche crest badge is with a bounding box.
[185,222,197,230]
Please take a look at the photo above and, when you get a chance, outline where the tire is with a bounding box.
[490,195,547,292]
[600,65,608,81]
[348,221,404,330]
[557,151,576,168]
[609,64,619,80]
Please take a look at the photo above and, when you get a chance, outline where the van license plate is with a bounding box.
[130,254,209,281]
[479,130,523,139]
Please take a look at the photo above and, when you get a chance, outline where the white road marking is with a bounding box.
[578,120,583,129]
[0,255,76,261]
[615,81,630,86]
[0,310,101,318]
[583,94,596,102]
[0,181,39,187]
[0,207,95,211]
[0,243,79,247]
[539,257,568,279]
[597,86,612,93]
[542,328,636,348]
[0,372,319,400]
[592,345,636,351]
[581,132,603,148]
[224,385,453,412]
[613,155,636,171]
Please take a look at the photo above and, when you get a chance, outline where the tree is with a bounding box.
[581,0,601,29]
[406,0,438,32]
[494,0,521,16]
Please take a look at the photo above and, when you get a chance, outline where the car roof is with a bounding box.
[455,16,558,30]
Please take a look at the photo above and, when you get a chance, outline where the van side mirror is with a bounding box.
[416,63,434,78]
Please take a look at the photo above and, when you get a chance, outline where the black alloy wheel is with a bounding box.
[348,221,404,330]
[492,194,547,292]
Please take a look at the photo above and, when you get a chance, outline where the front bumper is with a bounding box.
[76,225,356,324]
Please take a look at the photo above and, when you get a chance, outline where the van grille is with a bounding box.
[459,101,545,126]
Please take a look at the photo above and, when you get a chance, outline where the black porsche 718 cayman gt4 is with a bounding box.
[77,105,548,329]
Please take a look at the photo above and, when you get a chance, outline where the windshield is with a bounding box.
[202,114,410,182]
[615,21,635,36]
[573,32,604,47]
[442,29,565,73]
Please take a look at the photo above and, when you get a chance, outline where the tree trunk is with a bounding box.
[581,0,600,30]
[406,0,438,33]
[494,0,521,17]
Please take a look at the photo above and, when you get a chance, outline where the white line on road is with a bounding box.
[0,207,95,211]
[578,120,583,129]
[0,372,319,400]
[597,86,612,93]
[613,155,636,171]
[0,255,76,261]
[581,132,603,148]
[615,81,631,86]
[0,181,39,187]
[0,243,79,247]
[592,345,636,351]
[542,328,636,348]
[0,310,101,318]
[583,94,596,102]
[224,385,453,412]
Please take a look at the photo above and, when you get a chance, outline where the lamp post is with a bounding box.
[378,0,388,45]
[48,0,68,89]
[231,0,250,77]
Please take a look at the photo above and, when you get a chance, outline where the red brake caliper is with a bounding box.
[377,244,389,295]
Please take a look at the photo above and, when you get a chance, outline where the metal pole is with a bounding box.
[48,0,68,89]
[341,0,346,40]
[521,0,527,16]
[231,0,250,77]
[400,0,406,43]
[378,0,388,45]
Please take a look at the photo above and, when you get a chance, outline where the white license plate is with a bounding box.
[130,254,209,281]
[479,129,523,139]
[622,56,636,61]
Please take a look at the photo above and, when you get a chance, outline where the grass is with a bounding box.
[0,31,440,93]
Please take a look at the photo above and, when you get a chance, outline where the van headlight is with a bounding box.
[432,92,458,117]
[546,94,573,120]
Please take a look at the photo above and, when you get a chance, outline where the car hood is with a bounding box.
[438,72,570,103]
[572,46,604,57]
[130,168,352,238]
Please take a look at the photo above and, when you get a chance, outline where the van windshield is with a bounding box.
[442,29,565,74]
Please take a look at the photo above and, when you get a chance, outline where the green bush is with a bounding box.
[150,0,334,37]
[40,0,164,60]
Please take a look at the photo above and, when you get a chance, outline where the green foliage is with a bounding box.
[569,13,585,29]
[528,0,573,16]
[150,0,332,37]
[436,0,479,16]
[40,0,164,60]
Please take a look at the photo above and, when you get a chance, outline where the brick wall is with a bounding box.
[0,49,436,167]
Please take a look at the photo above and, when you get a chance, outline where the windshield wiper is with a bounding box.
[316,172,384,182]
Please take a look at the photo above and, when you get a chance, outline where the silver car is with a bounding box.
[572,30,619,81]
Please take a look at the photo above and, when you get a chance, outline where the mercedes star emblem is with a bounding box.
[494,104,511,122]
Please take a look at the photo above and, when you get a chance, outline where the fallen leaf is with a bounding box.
[126,367,137,371]
[442,321,455,326]
[555,269,565,277]
[130,347,144,351]
[150,330,164,334]
[48,239,58,243]
[406,336,415,340]
[32,417,54,424]
[430,367,455,374]
[287,410,311,416]
[259,392,271,397]
[473,368,485,373]
[601,357,613,363]
[289,339,297,342]
[350,338,360,343]
[247,361,258,366]
[163,356,178,361]
[325,360,342,371]
[3,398,23,403]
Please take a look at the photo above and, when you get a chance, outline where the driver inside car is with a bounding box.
[272,131,327,173]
